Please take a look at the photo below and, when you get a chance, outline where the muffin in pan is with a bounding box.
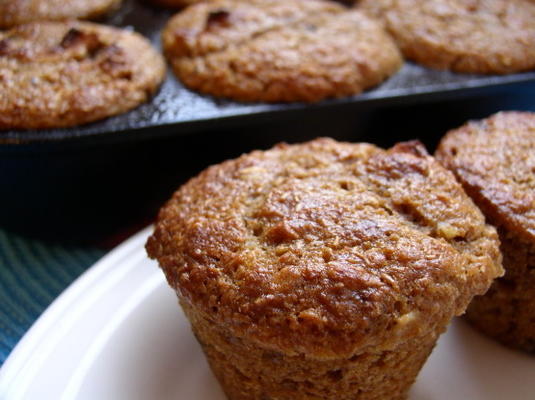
[146,138,502,400]
[436,111,535,352]
[0,0,122,29]
[162,0,402,103]
[0,21,165,130]
[358,0,535,74]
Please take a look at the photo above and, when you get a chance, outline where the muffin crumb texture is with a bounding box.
[162,0,402,102]
[436,111,535,352]
[0,21,165,130]
[147,138,502,399]
[358,0,535,74]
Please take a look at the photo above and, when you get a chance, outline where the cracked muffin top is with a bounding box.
[162,0,402,103]
[436,111,535,244]
[147,138,502,358]
[0,21,165,130]
[358,0,535,74]
[0,0,122,29]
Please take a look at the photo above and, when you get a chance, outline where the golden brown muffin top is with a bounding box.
[162,0,402,103]
[0,21,165,130]
[436,112,535,244]
[0,0,122,29]
[358,0,535,74]
[163,0,345,58]
[149,0,201,9]
[147,138,502,359]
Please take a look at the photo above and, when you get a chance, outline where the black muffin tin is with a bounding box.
[2,0,535,145]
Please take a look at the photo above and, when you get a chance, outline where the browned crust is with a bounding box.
[358,0,535,74]
[0,0,123,29]
[0,21,166,130]
[162,0,402,103]
[147,138,502,359]
[436,111,535,351]
[435,111,535,243]
[465,228,535,352]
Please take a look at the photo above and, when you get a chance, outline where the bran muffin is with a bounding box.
[0,21,165,130]
[162,0,402,103]
[146,138,502,400]
[0,0,122,29]
[436,112,535,352]
[358,0,535,74]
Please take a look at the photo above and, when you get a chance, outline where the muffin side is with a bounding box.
[436,111,535,351]
[181,299,439,400]
[464,229,535,352]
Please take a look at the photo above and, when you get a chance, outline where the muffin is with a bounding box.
[0,21,165,130]
[358,0,535,74]
[146,138,502,400]
[162,0,402,103]
[436,111,535,352]
[0,0,123,29]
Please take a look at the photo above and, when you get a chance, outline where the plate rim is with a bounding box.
[1,224,533,399]
[0,226,154,397]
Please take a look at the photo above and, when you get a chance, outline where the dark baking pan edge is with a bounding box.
[3,0,535,148]
[2,71,535,151]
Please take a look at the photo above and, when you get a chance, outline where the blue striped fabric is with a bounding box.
[0,229,105,365]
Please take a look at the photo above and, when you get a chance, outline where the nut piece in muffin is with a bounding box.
[162,0,402,103]
[0,21,165,130]
[147,138,502,400]
[0,0,122,29]
[436,111,535,352]
[149,0,201,9]
[358,0,535,74]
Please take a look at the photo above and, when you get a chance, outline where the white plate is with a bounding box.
[1,227,533,400]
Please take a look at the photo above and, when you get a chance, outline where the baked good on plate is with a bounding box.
[0,21,165,130]
[358,0,535,74]
[436,111,535,352]
[147,137,502,400]
[162,0,402,102]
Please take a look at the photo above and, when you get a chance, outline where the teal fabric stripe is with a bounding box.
[0,229,105,365]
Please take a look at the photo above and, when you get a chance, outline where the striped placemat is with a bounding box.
[0,229,105,365]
